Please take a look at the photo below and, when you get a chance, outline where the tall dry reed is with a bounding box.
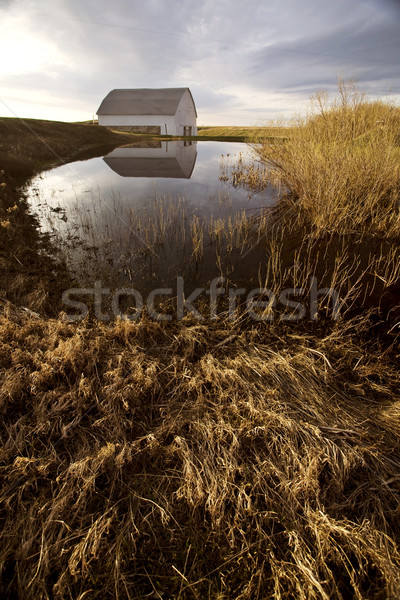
[253,81,400,236]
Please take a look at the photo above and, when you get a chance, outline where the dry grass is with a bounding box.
[0,307,400,599]
[250,81,400,237]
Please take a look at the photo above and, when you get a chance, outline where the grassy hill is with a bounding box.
[0,117,125,181]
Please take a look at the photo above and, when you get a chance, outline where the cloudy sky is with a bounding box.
[0,0,399,124]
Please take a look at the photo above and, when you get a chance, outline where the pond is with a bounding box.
[27,140,278,297]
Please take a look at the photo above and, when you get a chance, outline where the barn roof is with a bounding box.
[97,88,197,116]
[102,144,197,179]
[103,156,194,179]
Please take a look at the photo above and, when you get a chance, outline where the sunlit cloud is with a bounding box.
[0,0,399,124]
[0,16,66,76]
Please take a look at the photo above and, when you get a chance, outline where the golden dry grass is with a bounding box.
[249,81,400,237]
[0,307,400,599]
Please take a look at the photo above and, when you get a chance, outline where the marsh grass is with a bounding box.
[11,179,400,322]
[1,185,400,599]
[252,81,400,237]
[219,83,400,320]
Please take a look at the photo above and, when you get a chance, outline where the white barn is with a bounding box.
[96,88,197,136]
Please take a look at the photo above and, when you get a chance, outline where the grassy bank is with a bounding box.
[197,125,289,142]
[1,97,400,599]
[0,117,125,181]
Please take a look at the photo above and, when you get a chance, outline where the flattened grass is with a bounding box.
[1,310,400,599]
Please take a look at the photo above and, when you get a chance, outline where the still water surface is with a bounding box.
[27,141,277,293]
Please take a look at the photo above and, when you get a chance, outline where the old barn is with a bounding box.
[96,88,197,136]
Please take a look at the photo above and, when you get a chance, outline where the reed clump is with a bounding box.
[254,81,400,236]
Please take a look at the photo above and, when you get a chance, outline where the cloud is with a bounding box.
[0,0,399,123]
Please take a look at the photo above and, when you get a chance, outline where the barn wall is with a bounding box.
[98,114,177,135]
[175,90,197,136]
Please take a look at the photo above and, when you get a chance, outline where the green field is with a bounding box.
[197,125,289,141]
